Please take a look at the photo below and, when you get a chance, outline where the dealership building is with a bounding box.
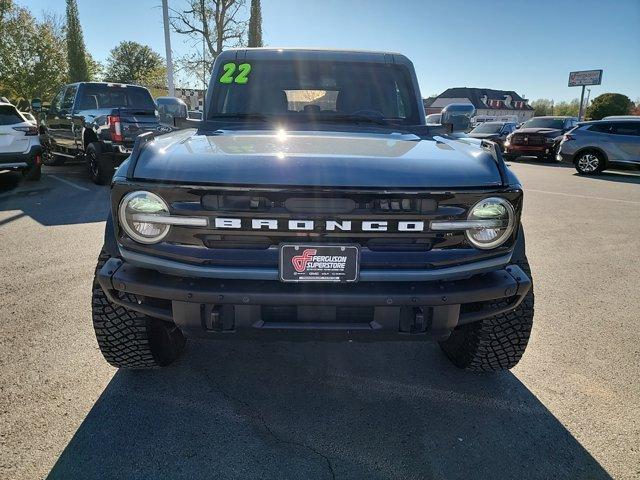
[424,87,535,122]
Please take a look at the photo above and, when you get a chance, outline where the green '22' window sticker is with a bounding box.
[219,63,251,84]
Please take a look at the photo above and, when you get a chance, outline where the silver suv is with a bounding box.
[558,119,640,174]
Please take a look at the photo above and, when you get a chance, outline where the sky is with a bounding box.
[18,0,640,102]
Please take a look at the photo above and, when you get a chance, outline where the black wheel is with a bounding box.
[87,142,114,185]
[503,154,517,162]
[574,150,605,175]
[439,258,534,372]
[92,251,186,368]
[21,164,41,181]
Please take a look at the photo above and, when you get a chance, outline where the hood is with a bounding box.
[131,130,503,188]
[468,132,500,139]
[514,127,562,137]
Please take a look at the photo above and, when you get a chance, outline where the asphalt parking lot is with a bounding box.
[0,160,638,480]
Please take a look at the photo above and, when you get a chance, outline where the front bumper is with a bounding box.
[504,144,555,157]
[97,258,532,341]
[0,145,42,170]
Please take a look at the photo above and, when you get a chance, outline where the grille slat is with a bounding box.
[512,133,544,146]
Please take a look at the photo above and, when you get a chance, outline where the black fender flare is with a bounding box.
[511,223,527,264]
[103,209,119,258]
[82,127,100,150]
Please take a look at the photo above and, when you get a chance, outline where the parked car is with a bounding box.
[558,119,640,174]
[38,82,162,184]
[467,121,517,149]
[92,48,534,372]
[0,102,42,180]
[503,116,578,161]
[20,112,37,126]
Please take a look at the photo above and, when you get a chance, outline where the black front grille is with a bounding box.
[113,183,523,269]
[200,194,437,215]
[512,133,543,146]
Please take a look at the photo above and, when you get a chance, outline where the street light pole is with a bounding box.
[162,0,175,97]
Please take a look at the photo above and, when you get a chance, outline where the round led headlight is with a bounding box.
[118,191,171,244]
[465,197,515,249]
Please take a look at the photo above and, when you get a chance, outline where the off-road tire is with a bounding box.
[92,250,186,368]
[87,142,114,185]
[21,164,41,181]
[439,259,534,372]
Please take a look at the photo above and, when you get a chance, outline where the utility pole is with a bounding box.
[201,3,207,113]
[162,0,175,97]
[584,88,592,116]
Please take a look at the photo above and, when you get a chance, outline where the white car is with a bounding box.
[0,102,42,180]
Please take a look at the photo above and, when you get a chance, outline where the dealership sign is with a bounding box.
[568,70,603,87]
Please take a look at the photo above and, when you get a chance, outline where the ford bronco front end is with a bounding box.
[92,48,534,371]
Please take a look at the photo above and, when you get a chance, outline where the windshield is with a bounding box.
[471,123,503,133]
[523,117,565,129]
[77,84,155,110]
[209,60,419,125]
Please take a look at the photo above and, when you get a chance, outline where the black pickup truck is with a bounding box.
[93,49,534,372]
[38,82,167,184]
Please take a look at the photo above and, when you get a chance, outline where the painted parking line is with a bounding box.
[48,174,91,192]
[527,188,640,206]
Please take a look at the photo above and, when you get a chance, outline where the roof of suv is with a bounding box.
[219,47,412,65]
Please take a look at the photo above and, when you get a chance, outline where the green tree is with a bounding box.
[531,98,553,116]
[65,0,89,82]
[0,2,67,101]
[85,52,102,81]
[554,99,580,117]
[103,41,166,87]
[585,93,632,120]
[247,0,262,47]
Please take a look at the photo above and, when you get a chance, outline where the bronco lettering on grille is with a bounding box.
[212,218,428,233]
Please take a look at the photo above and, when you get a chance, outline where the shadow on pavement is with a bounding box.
[0,167,109,226]
[572,170,640,185]
[508,157,573,168]
[47,341,612,480]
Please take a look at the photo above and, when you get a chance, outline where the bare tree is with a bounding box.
[170,0,248,87]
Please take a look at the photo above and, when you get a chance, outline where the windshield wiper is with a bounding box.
[320,114,393,126]
[207,113,270,122]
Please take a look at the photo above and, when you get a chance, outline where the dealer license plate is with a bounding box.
[279,244,360,283]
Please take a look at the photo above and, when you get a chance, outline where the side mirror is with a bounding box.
[31,98,42,112]
[157,97,188,127]
[440,103,476,133]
